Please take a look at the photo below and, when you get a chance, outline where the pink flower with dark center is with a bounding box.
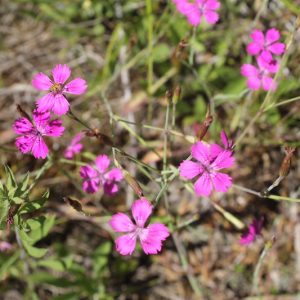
[240,217,264,245]
[64,133,83,159]
[179,140,234,196]
[247,28,285,58]
[109,198,170,255]
[79,155,123,195]
[173,0,220,26]
[13,110,64,159]
[0,241,12,252]
[241,54,279,91]
[32,64,87,115]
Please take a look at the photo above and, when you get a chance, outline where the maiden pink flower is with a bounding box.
[32,64,87,115]
[64,133,83,159]
[247,28,285,58]
[173,0,220,26]
[79,155,123,195]
[239,217,264,245]
[179,140,234,197]
[13,110,64,159]
[241,54,279,91]
[109,198,170,255]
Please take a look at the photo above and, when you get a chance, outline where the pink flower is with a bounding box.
[173,0,220,26]
[241,54,279,91]
[64,133,83,159]
[13,110,64,159]
[179,140,234,197]
[0,241,12,252]
[79,155,123,195]
[109,198,170,255]
[32,64,87,115]
[239,217,264,245]
[247,28,285,58]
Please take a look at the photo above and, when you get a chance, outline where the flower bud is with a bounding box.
[279,147,296,177]
[172,86,181,105]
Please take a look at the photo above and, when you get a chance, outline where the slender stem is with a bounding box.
[189,26,197,66]
[264,95,300,111]
[146,0,154,121]
[172,232,203,296]
[252,238,275,295]
[67,109,91,130]
[163,102,170,183]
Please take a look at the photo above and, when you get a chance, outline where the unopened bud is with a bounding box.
[17,105,32,121]
[172,86,181,105]
[196,115,213,141]
[84,128,114,147]
[166,90,173,104]
[279,147,296,177]
[123,171,144,198]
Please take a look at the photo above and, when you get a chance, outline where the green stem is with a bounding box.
[189,26,197,66]
[252,238,275,295]
[146,0,154,120]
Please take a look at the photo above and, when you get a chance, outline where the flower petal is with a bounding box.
[46,119,65,137]
[212,150,234,169]
[79,165,100,193]
[210,143,224,159]
[140,223,170,255]
[109,213,135,232]
[32,73,52,90]
[262,76,277,91]
[247,77,261,90]
[105,168,123,182]
[103,182,119,196]
[115,234,136,256]
[179,160,202,179]
[13,118,33,134]
[246,42,262,55]
[131,198,152,227]
[211,172,232,192]
[240,64,259,77]
[80,165,98,179]
[31,136,48,159]
[204,10,219,24]
[266,28,280,44]
[191,141,211,166]
[52,64,71,84]
[194,173,213,197]
[239,232,255,245]
[36,93,56,113]
[205,0,220,10]
[185,5,201,26]
[268,42,285,55]
[15,135,35,154]
[95,155,110,173]
[51,94,70,115]
[250,30,264,45]
[64,78,87,95]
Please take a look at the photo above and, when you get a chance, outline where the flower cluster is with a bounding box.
[80,155,123,196]
[13,64,87,159]
[241,28,285,91]
[173,0,220,26]
[179,131,235,197]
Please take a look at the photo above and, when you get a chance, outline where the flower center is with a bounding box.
[50,83,62,94]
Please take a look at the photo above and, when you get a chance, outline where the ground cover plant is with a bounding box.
[0,0,300,299]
